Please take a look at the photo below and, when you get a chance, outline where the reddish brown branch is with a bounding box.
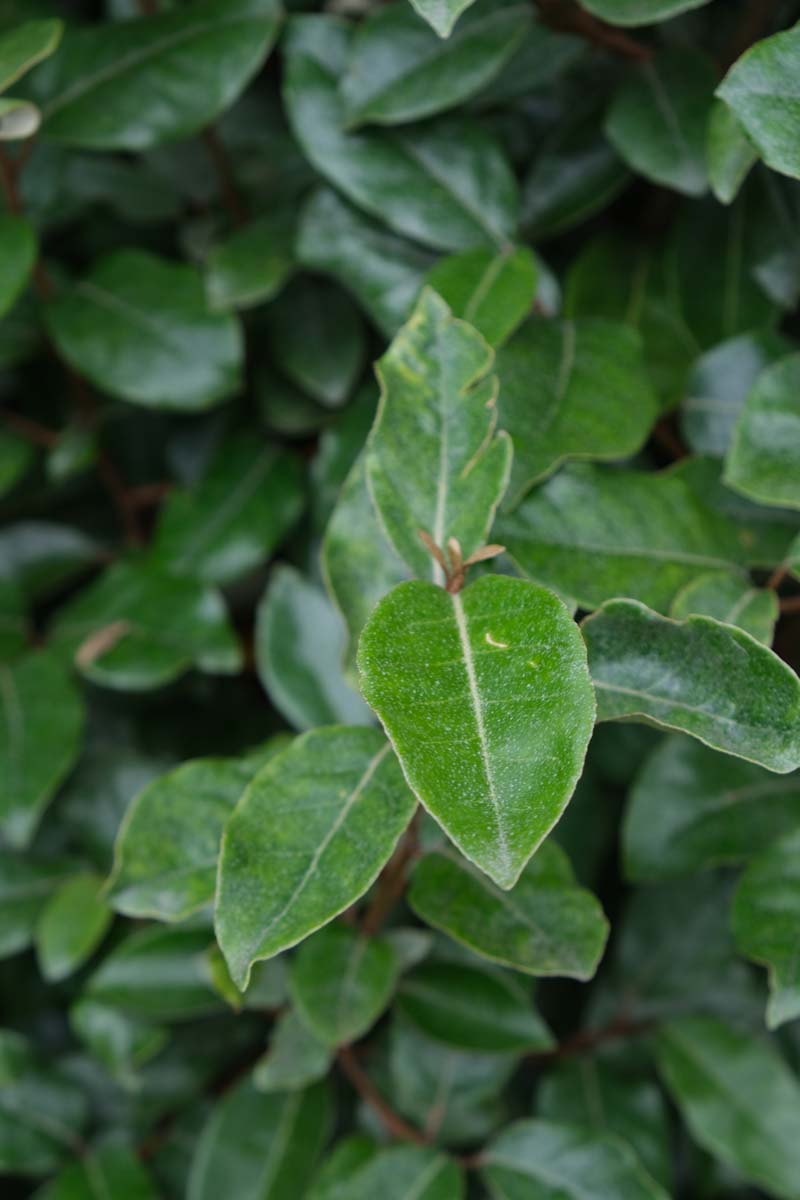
[779,594,800,615]
[535,0,651,62]
[361,811,420,937]
[768,563,790,591]
[337,1046,430,1145]
[202,127,248,227]
[1,408,58,448]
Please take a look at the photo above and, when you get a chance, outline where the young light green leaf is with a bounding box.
[656,1016,800,1200]
[584,599,800,773]
[624,734,800,882]
[290,924,398,1046]
[397,959,554,1053]
[0,651,84,849]
[498,463,747,612]
[366,288,511,581]
[311,1143,463,1200]
[187,1079,330,1200]
[358,575,595,890]
[340,1,530,127]
[481,1118,670,1199]
[150,435,304,585]
[0,19,62,93]
[215,726,416,988]
[425,246,537,350]
[717,24,800,183]
[732,828,800,1029]
[35,872,111,983]
[45,250,243,412]
[108,745,283,923]
[707,99,758,205]
[724,353,800,509]
[36,0,281,150]
[255,565,372,731]
[495,318,658,505]
[409,842,608,979]
[579,0,711,23]
[408,0,478,38]
[50,561,241,691]
[283,16,519,251]
[0,215,35,318]
[253,1010,332,1093]
[205,211,295,312]
[605,49,715,196]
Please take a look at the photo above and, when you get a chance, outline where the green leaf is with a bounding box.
[0,96,40,140]
[35,872,111,983]
[70,998,168,1087]
[150,435,304,584]
[255,565,372,731]
[0,1030,87,1176]
[366,289,511,580]
[397,959,554,1052]
[50,560,241,691]
[36,0,281,150]
[680,330,790,457]
[656,1015,800,1199]
[35,1142,157,1200]
[495,318,657,505]
[669,573,778,644]
[498,463,747,613]
[283,16,519,252]
[45,250,243,412]
[0,18,61,93]
[187,1079,329,1200]
[290,924,398,1046]
[425,246,537,350]
[265,276,366,408]
[0,214,35,318]
[579,0,711,24]
[253,1010,332,1093]
[0,650,84,849]
[311,1143,463,1200]
[205,211,295,312]
[409,842,608,979]
[706,99,758,205]
[215,726,416,988]
[108,747,280,923]
[624,734,800,882]
[0,431,34,500]
[724,353,800,509]
[297,188,435,338]
[358,575,595,889]
[0,853,74,959]
[584,599,800,772]
[481,1118,669,1198]
[0,521,100,599]
[732,828,800,1028]
[717,24,800,183]
[340,1,530,127]
[605,49,715,196]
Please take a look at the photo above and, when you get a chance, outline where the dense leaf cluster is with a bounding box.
[1,0,800,1197]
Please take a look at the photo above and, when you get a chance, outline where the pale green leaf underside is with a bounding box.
[724,354,800,510]
[717,24,800,183]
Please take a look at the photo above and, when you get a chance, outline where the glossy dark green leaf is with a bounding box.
[0,214,35,317]
[397,959,554,1052]
[215,727,416,988]
[45,250,243,412]
[680,330,789,457]
[732,829,800,1028]
[35,872,111,983]
[35,1142,157,1200]
[290,924,398,1046]
[341,1,530,127]
[0,853,74,959]
[108,746,281,923]
[670,573,777,644]
[312,1142,463,1200]
[151,435,304,584]
[717,24,800,183]
[255,565,372,731]
[624,734,800,882]
[0,1030,87,1176]
[253,1010,332,1093]
[359,576,595,889]
[724,353,800,509]
[707,99,758,205]
[425,246,536,349]
[0,19,61,92]
[605,49,715,196]
[50,560,241,691]
[0,650,84,848]
[283,16,519,251]
[36,0,281,150]
[205,211,295,312]
[187,1079,330,1200]
[366,288,511,580]
[265,275,366,408]
[584,599,800,772]
[656,1016,800,1199]
[409,842,608,979]
[481,1118,669,1198]
[495,318,657,505]
[579,0,711,23]
[499,463,747,612]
